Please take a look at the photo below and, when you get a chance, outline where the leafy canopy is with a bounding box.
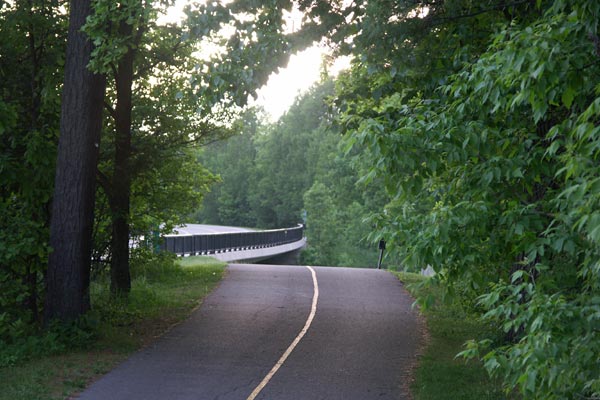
[317,0,600,397]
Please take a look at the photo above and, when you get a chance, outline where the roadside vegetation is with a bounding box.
[395,272,511,400]
[0,255,225,400]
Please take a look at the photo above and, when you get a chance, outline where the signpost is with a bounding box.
[377,239,386,269]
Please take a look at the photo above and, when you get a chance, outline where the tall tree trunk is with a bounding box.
[109,18,135,296]
[44,0,106,323]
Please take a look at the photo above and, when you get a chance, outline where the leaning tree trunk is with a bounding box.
[45,0,106,323]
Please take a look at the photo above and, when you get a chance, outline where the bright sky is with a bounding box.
[251,46,334,121]
[158,1,350,122]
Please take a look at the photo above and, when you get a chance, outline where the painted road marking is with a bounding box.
[246,266,319,400]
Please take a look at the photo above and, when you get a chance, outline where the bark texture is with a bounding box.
[109,16,136,295]
[44,0,106,323]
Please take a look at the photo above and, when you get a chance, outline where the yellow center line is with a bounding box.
[246,266,319,400]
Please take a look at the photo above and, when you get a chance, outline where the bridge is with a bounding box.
[161,223,306,263]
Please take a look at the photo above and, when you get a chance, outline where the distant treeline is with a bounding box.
[194,80,390,268]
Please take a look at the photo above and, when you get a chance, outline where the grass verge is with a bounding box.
[0,255,226,400]
[394,271,511,400]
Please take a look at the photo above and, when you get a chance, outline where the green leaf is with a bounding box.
[562,86,576,108]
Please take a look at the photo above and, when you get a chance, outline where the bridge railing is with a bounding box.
[161,224,304,256]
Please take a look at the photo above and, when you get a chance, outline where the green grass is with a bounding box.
[0,255,226,400]
[394,272,512,400]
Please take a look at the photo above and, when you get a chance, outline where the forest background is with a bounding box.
[194,80,389,268]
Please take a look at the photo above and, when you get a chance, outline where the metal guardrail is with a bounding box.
[161,224,305,256]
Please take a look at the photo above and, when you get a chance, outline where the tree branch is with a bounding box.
[96,169,112,199]
[588,32,600,58]
[135,36,185,80]
[104,100,117,121]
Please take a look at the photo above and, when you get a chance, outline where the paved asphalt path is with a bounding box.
[75,264,423,400]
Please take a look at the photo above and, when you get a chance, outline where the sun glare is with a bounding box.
[157,1,351,121]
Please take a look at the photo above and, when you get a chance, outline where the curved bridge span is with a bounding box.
[161,224,306,263]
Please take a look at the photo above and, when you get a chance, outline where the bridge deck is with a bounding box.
[168,224,305,263]
[172,224,253,235]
